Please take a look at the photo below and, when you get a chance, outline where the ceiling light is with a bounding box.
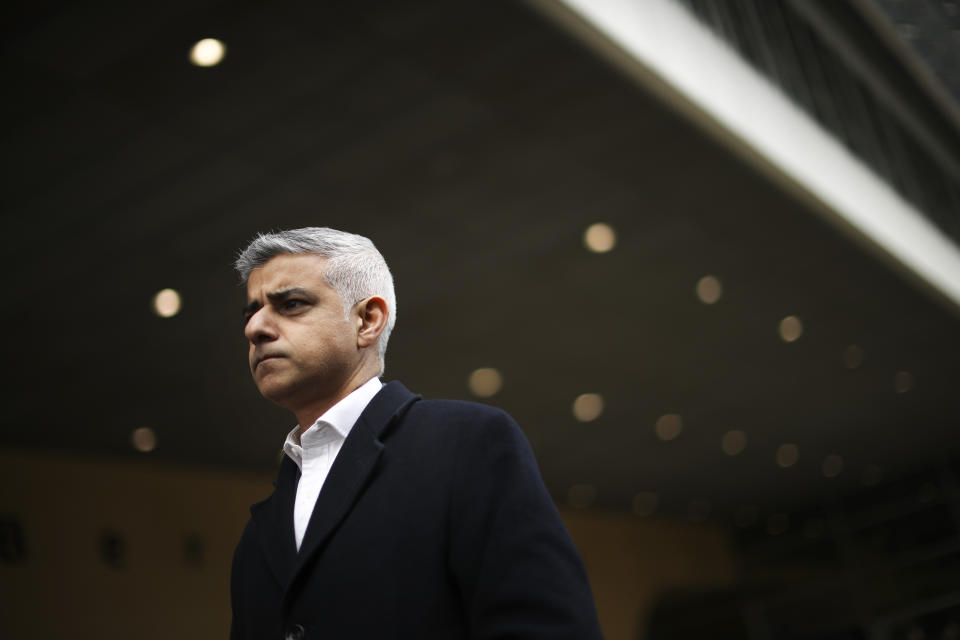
[567,484,597,509]
[583,223,616,253]
[695,275,723,304]
[572,393,604,422]
[776,443,799,468]
[655,414,683,441]
[152,288,182,317]
[721,429,747,456]
[190,38,226,67]
[894,371,914,393]
[467,367,502,398]
[779,315,803,342]
[632,491,658,517]
[843,345,864,369]
[822,454,843,478]
[131,427,157,453]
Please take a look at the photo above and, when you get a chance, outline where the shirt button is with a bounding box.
[285,623,305,640]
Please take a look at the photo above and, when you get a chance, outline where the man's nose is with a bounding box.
[244,308,277,344]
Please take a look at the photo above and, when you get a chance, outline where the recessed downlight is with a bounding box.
[779,315,803,342]
[153,288,182,317]
[583,223,616,253]
[822,454,844,478]
[467,367,502,398]
[131,427,157,453]
[894,371,914,393]
[721,430,747,456]
[696,275,722,304]
[655,414,683,441]
[190,38,226,67]
[572,393,604,422]
[776,443,800,468]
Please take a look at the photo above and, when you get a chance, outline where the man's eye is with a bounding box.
[282,299,306,310]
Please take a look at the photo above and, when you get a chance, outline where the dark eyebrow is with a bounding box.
[243,287,315,319]
[266,287,313,304]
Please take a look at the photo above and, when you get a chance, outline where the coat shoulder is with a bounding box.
[410,398,510,420]
[397,399,533,464]
[404,398,520,434]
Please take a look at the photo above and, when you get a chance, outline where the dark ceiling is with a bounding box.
[4,0,960,520]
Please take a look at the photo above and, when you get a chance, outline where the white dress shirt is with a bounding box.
[282,376,382,551]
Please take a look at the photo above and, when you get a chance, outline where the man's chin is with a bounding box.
[255,379,297,406]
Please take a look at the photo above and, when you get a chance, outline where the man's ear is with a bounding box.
[356,296,388,349]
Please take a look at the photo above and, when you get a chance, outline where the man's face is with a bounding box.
[243,254,359,411]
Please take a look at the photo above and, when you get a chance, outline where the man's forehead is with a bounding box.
[246,254,328,297]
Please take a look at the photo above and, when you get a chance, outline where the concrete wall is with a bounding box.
[0,450,735,639]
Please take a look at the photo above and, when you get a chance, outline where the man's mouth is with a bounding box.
[254,354,284,368]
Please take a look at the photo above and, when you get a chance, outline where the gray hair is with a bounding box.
[235,227,396,373]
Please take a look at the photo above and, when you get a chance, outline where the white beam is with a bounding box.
[534,0,960,311]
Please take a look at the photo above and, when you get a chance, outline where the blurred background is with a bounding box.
[3,0,960,638]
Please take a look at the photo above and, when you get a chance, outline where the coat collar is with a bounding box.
[249,381,420,593]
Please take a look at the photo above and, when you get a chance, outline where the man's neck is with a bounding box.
[293,368,379,434]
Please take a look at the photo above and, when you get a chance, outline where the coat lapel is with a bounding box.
[249,454,299,589]
[287,381,420,591]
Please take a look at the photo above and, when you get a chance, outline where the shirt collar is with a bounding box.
[282,376,383,469]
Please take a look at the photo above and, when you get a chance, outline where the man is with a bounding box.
[230,227,603,639]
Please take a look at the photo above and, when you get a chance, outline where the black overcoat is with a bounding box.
[230,381,603,639]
